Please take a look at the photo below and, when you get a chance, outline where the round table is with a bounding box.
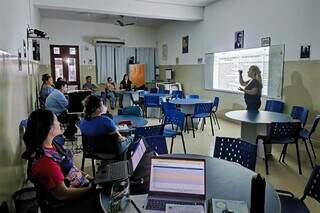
[112,115,148,128]
[225,110,292,156]
[100,154,281,212]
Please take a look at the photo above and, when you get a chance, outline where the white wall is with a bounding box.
[40,18,158,65]
[0,0,40,55]
[157,0,320,65]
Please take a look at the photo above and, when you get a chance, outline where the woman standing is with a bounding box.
[238,65,263,111]
[39,74,54,108]
[119,74,132,107]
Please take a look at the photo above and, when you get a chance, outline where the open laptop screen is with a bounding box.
[149,157,205,196]
[131,138,146,171]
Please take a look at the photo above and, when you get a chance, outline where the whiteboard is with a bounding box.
[204,45,284,99]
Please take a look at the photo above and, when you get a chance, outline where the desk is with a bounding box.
[115,90,138,108]
[100,154,280,212]
[225,110,292,156]
[170,98,212,128]
[113,115,148,129]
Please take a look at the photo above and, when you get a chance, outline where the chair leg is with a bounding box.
[81,154,85,171]
[170,137,174,154]
[214,113,220,130]
[202,118,205,131]
[263,143,269,175]
[309,139,317,159]
[181,134,186,154]
[279,144,288,163]
[212,114,216,125]
[185,116,189,134]
[295,141,302,175]
[91,158,96,177]
[191,118,195,138]
[209,116,214,136]
[304,139,314,168]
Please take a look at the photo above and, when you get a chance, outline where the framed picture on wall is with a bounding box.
[234,30,244,49]
[261,37,271,47]
[300,45,311,59]
[182,36,189,54]
[162,44,168,61]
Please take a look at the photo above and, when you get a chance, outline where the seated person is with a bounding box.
[119,74,132,108]
[105,77,117,110]
[45,81,78,140]
[23,109,103,212]
[79,95,133,155]
[82,76,97,92]
[39,74,54,108]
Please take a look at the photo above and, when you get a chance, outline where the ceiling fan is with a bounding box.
[116,15,135,26]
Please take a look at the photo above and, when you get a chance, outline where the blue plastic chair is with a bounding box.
[186,94,199,99]
[172,90,183,99]
[133,124,164,142]
[163,110,186,154]
[143,136,168,155]
[298,115,320,168]
[189,102,214,138]
[150,88,158,93]
[277,165,320,213]
[143,95,161,117]
[214,137,257,171]
[256,121,302,175]
[265,100,284,113]
[160,102,177,121]
[211,97,220,129]
[290,106,309,127]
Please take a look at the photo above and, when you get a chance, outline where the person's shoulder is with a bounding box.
[32,156,59,174]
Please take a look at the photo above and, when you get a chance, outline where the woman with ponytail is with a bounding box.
[238,65,263,111]
[23,109,103,212]
[79,95,133,155]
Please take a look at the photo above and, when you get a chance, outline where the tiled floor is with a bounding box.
[74,115,320,212]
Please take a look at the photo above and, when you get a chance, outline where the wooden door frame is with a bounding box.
[50,45,80,87]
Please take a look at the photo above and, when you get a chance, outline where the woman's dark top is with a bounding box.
[244,79,262,111]
[120,79,132,91]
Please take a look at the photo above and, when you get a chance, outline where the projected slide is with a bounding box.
[213,47,269,96]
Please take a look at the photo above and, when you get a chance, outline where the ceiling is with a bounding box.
[137,0,217,7]
[40,9,170,27]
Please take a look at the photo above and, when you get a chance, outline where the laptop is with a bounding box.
[94,138,147,184]
[145,156,206,212]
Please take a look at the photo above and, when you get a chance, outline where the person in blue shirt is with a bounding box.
[39,74,54,108]
[82,76,98,92]
[79,95,133,154]
[46,81,79,140]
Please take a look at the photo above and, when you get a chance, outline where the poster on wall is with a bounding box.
[182,36,189,54]
[162,44,168,61]
[234,30,244,49]
[261,37,271,47]
[300,45,311,59]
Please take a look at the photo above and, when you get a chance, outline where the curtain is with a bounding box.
[137,48,155,82]
[115,47,136,83]
[95,45,115,84]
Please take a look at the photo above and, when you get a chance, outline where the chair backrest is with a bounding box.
[290,106,309,127]
[130,92,140,102]
[268,122,301,139]
[303,165,320,203]
[194,102,213,116]
[150,88,158,93]
[172,90,183,99]
[120,106,143,117]
[214,137,257,171]
[143,136,168,155]
[81,134,122,157]
[212,97,220,112]
[186,94,199,99]
[133,124,164,142]
[162,102,177,116]
[309,115,320,137]
[265,100,284,113]
[164,110,185,131]
[144,95,160,107]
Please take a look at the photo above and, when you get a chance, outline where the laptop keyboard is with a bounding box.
[146,198,202,211]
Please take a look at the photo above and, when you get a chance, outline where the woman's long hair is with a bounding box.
[23,109,55,155]
[40,74,51,90]
[122,74,128,82]
[83,95,102,120]
[249,65,263,87]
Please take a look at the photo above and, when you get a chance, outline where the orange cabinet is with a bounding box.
[129,64,145,87]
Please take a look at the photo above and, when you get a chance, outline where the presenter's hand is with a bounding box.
[238,87,244,92]
[238,70,243,75]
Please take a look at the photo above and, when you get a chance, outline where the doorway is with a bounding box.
[50,45,80,89]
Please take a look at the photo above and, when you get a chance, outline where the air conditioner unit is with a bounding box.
[93,38,125,46]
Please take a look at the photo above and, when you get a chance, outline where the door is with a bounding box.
[50,45,80,89]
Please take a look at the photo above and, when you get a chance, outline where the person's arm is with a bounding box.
[51,182,91,201]
[58,92,69,110]
[238,70,248,86]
